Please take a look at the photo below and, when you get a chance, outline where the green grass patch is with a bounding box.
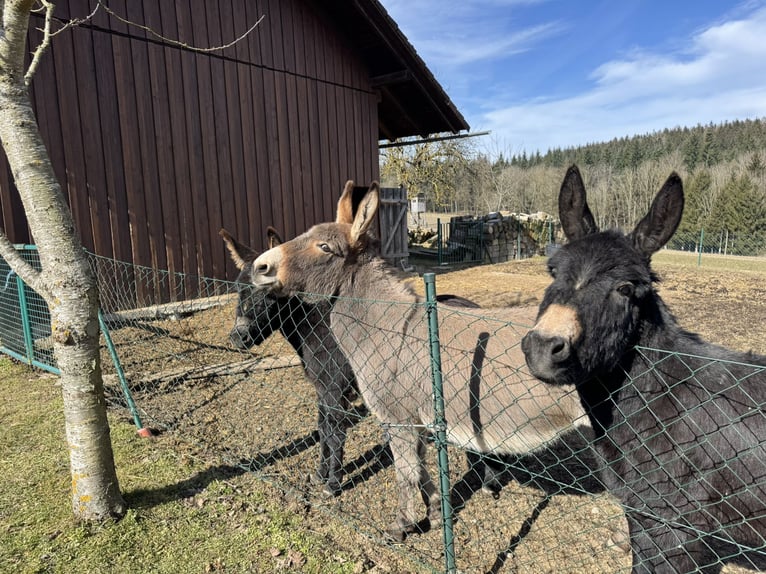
[0,357,361,574]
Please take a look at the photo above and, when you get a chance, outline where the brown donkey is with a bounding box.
[249,181,589,541]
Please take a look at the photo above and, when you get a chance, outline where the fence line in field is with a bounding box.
[2,247,766,573]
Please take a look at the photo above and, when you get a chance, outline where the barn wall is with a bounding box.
[0,0,379,284]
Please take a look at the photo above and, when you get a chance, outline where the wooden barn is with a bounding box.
[0,0,468,283]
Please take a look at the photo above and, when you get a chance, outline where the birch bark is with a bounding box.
[0,0,125,520]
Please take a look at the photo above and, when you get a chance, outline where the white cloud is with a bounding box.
[417,22,562,66]
[481,6,766,153]
[383,0,559,67]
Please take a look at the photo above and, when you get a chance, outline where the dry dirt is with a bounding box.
[101,256,766,574]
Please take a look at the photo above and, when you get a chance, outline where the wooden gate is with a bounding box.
[378,186,409,266]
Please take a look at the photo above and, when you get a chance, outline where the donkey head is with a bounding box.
[220,227,285,348]
[251,181,380,297]
[521,165,684,387]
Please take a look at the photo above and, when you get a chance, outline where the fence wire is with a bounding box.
[2,247,766,573]
[0,247,54,371]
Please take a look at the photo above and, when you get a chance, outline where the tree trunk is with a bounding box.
[0,1,125,520]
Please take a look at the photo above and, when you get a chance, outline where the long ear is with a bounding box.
[266,226,283,248]
[558,165,598,241]
[336,180,356,224]
[350,182,379,245]
[219,228,258,270]
[629,172,684,258]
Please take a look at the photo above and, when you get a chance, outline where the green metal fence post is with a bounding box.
[479,221,485,263]
[437,218,443,266]
[98,311,151,437]
[15,273,34,365]
[698,228,704,267]
[423,272,456,574]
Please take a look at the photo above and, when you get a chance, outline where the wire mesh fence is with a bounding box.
[1,246,766,572]
[667,228,766,267]
[0,246,54,372]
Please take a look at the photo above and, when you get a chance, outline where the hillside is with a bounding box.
[508,118,766,172]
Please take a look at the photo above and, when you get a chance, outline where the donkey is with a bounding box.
[221,227,358,497]
[522,165,766,573]
[221,227,484,497]
[247,180,589,541]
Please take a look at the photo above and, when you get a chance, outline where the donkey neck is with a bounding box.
[340,255,419,305]
[328,255,423,360]
[580,292,681,436]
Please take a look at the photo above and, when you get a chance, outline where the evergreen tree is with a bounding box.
[683,132,701,171]
[700,129,720,167]
[678,170,711,233]
[709,174,766,255]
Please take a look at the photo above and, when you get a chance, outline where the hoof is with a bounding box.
[384,525,407,543]
[307,472,325,487]
[482,484,501,500]
[307,472,342,498]
[427,506,442,527]
[384,518,422,543]
[322,481,342,498]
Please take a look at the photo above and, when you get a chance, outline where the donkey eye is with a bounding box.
[616,283,634,297]
[318,243,332,254]
[548,265,557,278]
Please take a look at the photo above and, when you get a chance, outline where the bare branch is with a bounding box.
[25,0,262,83]
[26,1,100,84]
[48,0,98,36]
[98,1,265,53]
[0,229,51,301]
[24,0,55,84]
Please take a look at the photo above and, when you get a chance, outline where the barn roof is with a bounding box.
[316,0,470,141]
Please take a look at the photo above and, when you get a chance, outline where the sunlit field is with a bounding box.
[654,249,766,274]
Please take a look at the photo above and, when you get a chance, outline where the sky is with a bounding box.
[380,0,766,156]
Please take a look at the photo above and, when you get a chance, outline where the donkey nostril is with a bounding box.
[550,337,570,361]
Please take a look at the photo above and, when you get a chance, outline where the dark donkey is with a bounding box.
[220,227,481,497]
[221,227,358,496]
[522,165,766,573]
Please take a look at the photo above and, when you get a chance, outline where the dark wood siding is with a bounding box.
[0,0,380,294]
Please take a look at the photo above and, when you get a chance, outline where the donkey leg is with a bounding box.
[311,401,330,481]
[318,403,347,497]
[309,371,349,496]
[385,430,430,542]
[417,431,441,527]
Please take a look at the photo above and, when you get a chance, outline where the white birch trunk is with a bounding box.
[0,0,125,520]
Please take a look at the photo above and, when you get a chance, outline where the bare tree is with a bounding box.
[380,139,470,209]
[0,1,125,520]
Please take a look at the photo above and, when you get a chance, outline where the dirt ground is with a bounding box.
[101,255,766,574]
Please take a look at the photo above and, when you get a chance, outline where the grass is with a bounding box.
[0,357,364,574]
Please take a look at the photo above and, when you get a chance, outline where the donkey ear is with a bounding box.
[266,226,283,248]
[220,228,258,270]
[630,172,684,258]
[336,180,356,224]
[350,182,379,246]
[558,165,598,241]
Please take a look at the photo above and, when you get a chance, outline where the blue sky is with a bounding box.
[380,0,766,155]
